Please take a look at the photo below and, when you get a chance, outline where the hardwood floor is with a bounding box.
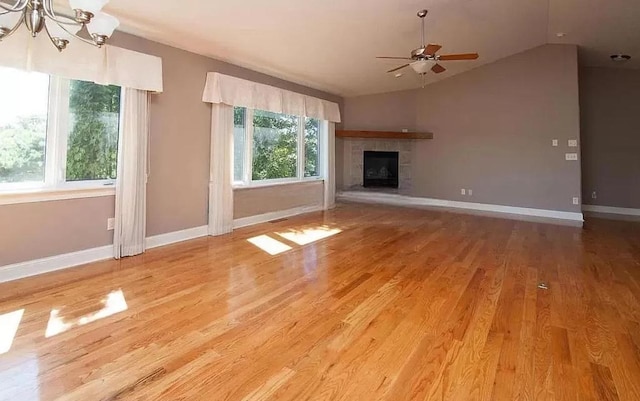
[1,203,640,401]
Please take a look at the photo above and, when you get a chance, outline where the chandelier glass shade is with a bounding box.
[0,0,119,51]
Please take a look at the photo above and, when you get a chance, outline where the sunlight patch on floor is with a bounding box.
[276,226,342,246]
[0,309,24,355]
[45,289,128,338]
[247,235,292,255]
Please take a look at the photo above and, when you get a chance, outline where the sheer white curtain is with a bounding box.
[208,103,234,236]
[114,88,150,259]
[324,122,337,210]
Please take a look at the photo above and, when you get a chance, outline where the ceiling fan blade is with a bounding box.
[425,44,442,55]
[377,56,413,60]
[387,64,410,73]
[431,63,446,73]
[438,53,479,61]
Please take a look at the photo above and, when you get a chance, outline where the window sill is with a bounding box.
[0,186,116,206]
[233,177,324,191]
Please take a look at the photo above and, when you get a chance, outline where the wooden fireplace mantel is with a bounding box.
[336,130,433,140]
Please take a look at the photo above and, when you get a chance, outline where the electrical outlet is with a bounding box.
[461,189,466,195]
[565,153,578,161]
[468,189,473,196]
[552,139,558,147]
[568,139,578,147]
[107,218,115,231]
[572,197,580,205]
[592,191,597,199]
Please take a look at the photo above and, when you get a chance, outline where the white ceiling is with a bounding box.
[94,0,640,96]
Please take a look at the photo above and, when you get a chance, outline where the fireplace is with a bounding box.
[363,151,399,188]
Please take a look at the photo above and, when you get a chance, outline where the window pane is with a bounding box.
[252,110,298,181]
[305,118,320,177]
[233,107,246,182]
[66,80,121,182]
[0,67,49,184]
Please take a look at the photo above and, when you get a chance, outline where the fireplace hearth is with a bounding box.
[363,151,399,188]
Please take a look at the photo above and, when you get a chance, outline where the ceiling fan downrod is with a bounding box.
[418,9,428,48]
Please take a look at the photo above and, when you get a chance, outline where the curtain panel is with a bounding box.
[0,29,163,92]
[208,104,235,236]
[324,122,337,210]
[202,72,341,123]
[114,89,150,259]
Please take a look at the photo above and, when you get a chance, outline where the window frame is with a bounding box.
[233,108,324,189]
[0,73,123,202]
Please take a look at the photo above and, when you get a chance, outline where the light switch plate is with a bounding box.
[565,153,578,161]
[461,189,466,195]
[568,139,578,147]
[552,139,558,147]
[107,218,115,231]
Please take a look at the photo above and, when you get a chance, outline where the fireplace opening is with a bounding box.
[363,151,399,188]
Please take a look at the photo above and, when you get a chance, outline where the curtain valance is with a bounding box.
[202,72,341,123]
[0,29,163,93]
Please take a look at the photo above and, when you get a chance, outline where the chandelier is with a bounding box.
[0,0,119,51]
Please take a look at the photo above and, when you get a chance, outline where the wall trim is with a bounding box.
[0,225,210,284]
[337,191,584,223]
[145,225,209,249]
[582,205,640,217]
[0,245,113,284]
[233,205,324,229]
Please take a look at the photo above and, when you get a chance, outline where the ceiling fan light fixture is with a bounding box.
[410,60,435,74]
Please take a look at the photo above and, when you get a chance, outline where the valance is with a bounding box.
[202,72,341,123]
[0,29,163,93]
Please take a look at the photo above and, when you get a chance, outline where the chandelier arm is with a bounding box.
[0,0,28,12]
[51,18,99,47]
[0,10,24,39]
[41,0,76,24]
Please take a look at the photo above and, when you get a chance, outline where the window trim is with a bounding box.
[0,73,122,202]
[0,186,115,206]
[232,107,325,189]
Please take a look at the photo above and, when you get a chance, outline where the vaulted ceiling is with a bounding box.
[95,0,639,96]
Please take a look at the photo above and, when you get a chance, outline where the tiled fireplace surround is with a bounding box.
[342,138,413,193]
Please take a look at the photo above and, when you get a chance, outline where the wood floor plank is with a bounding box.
[0,204,639,401]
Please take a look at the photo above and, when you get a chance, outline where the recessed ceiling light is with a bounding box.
[556,32,566,38]
[394,73,403,78]
[610,54,631,62]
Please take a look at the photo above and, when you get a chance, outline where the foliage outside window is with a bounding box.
[0,66,121,192]
[233,107,323,186]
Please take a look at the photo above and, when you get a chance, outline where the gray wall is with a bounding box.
[0,31,342,267]
[341,44,582,213]
[580,67,640,209]
[234,181,323,219]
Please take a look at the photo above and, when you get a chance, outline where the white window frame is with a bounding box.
[0,74,123,204]
[233,108,325,189]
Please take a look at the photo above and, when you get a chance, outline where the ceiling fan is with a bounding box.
[377,10,479,76]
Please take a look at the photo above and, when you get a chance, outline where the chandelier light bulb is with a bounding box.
[86,12,119,38]
[68,0,109,15]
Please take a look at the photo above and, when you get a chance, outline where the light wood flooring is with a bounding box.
[1,203,640,401]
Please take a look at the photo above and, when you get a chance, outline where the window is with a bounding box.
[233,107,323,186]
[0,66,121,194]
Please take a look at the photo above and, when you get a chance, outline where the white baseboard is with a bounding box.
[145,225,209,249]
[0,207,324,284]
[582,205,640,217]
[233,205,324,229]
[0,245,113,284]
[0,225,210,284]
[337,191,584,223]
